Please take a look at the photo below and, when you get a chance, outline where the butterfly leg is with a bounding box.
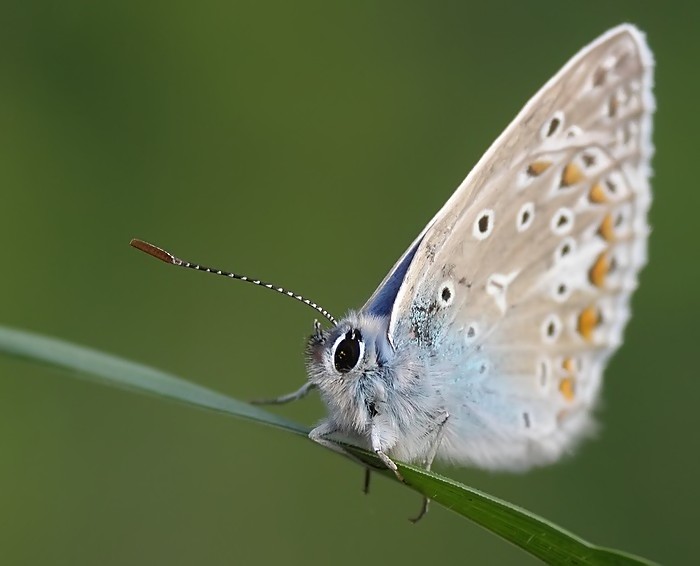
[370,421,405,483]
[410,410,449,523]
[309,421,376,475]
[363,468,371,494]
[251,381,315,405]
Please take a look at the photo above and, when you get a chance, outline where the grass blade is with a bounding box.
[0,325,306,436]
[0,325,655,565]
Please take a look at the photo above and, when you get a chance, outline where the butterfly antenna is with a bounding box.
[130,239,337,326]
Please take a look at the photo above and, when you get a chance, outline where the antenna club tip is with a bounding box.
[130,238,177,264]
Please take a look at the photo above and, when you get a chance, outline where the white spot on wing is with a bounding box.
[485,271,519,314]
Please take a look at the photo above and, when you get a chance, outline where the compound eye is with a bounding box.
[332,329,364,373]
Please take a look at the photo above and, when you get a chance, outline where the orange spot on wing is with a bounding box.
[589,182,607,204]
[562,357,576,374]
[559,377,575,402]
[527,161,552,176]
[561,163,584,187]
[577,306,601,342]
[598,213,615,242]
[589,252,609,288]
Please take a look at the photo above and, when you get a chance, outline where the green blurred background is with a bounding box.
[0,1,696,564]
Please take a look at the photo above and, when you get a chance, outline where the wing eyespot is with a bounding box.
[473,209,494,240]
[542,111,564,139]
[551,208,574,235]
[517,202,535,232]
[438,281,455,307]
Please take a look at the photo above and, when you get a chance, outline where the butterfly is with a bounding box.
[132,23,654,520]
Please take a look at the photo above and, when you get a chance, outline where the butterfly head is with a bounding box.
[306,311,445,455]
[306,311,420,436]
[305,312,392,386]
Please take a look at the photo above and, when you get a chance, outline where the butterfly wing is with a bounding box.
[367,25,654,468]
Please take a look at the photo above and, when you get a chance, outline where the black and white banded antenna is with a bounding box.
[130,239,337,326]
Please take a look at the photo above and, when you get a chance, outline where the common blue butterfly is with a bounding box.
[132,24,654,520]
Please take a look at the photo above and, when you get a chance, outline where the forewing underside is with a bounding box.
[379,25,654,451]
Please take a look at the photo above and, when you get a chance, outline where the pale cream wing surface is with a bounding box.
[385,25,654,457]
